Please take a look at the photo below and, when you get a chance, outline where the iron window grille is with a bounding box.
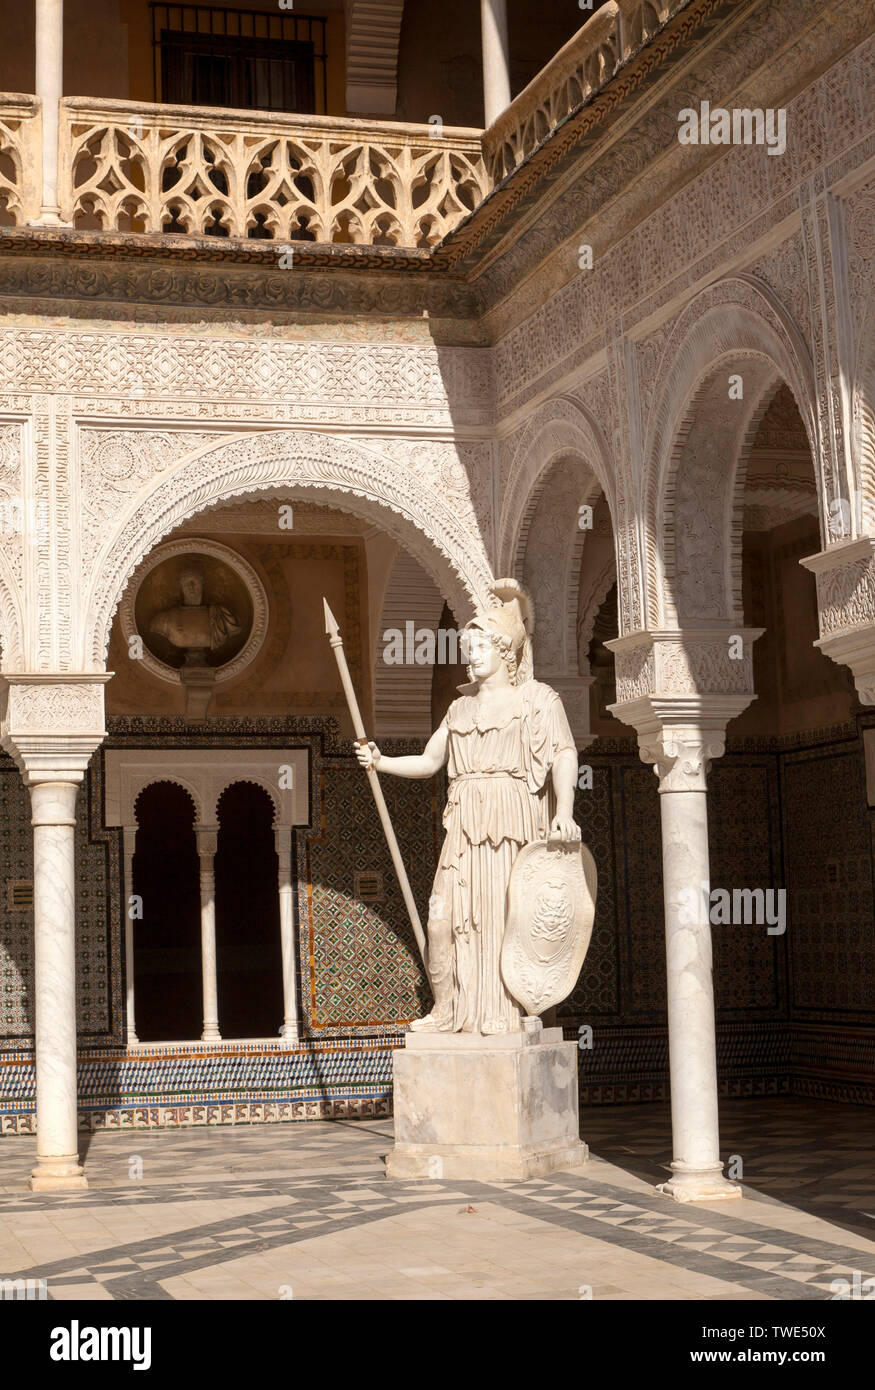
[150,4,328,115]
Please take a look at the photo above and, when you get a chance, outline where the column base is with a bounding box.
[29,1155,87,1192]
[279,1024,299,1046]
[656,1162,742,1203]
[385,1027,587,1182]
[201,1028,221,1043]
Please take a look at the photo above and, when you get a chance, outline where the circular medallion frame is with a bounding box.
[120,538,269,687]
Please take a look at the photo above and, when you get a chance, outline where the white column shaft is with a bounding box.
[35,0,64,220]
[29,779,86,1190]
[197,834,221,1042]
[480,0,511,128]
[276,833,299,1043]
[660,786,722,1173]
[122,826,138,1045]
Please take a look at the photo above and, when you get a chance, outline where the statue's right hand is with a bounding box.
[355,740,381,771]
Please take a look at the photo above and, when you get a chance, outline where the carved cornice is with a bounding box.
[0,243,483,332]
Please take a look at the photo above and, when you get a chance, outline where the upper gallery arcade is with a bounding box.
[0,0,872,1196]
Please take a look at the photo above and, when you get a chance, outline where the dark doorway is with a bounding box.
[215,782,283,1037]
[132,781,201,1042]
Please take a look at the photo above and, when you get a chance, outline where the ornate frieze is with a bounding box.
[0,328,494,429]
[0,421,24,588]
[487,25,870,412]
[800,539,875,703]
[0,253,483,330]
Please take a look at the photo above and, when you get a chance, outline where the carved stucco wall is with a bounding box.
[0,324,498,674]
[0,26,869,709]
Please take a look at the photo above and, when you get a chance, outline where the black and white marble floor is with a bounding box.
[0,1099,872,1301]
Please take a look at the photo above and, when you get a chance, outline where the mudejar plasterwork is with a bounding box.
[0,0,871,1212]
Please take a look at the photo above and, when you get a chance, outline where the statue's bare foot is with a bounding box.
[481,1018,509,1036]
[410,1008,453,1032]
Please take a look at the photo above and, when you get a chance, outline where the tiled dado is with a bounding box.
[0,1038,400,1133]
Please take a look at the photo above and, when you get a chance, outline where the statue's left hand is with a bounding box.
[549,815,581,844]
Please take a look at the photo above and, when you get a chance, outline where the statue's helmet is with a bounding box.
[465,578,534,685]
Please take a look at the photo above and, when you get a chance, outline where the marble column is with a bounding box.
[480,0,511,127]
[28,778,86,1190]
[196,827,221,1042]
[275,829,299,1044]
[122,825,138,1045]
[1,674,110,1191]
[608,631,761,1203]
[35,0,64,223]
[641,726,740,1202]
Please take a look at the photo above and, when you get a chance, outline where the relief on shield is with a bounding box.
[501,839,597,1017]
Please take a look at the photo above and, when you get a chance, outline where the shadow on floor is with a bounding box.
[583,1096,875,1241]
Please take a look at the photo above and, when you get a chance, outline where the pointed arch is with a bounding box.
[643,276,818,626]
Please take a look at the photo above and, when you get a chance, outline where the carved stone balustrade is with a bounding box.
[57,98,489,248]
[0,94,41,226]
[482,0,688,182]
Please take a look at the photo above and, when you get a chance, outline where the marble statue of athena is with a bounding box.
[356,579,581,1034]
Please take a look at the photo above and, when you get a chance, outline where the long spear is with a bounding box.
[323,598,428,968]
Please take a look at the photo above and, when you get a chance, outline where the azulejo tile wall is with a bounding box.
[0,714,873,1127]
[0,1039,398,1133]
[0,758,118,1041]
[301,761,440,1032]
[0,766,33,1038]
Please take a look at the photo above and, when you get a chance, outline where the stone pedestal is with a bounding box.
[386,1026,587,1181]
[180,664,216,718]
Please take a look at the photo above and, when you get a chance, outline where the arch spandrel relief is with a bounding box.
[80,429,495,674]
[640,279,820,633]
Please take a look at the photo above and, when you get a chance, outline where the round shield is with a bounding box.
[501,838,597,1017]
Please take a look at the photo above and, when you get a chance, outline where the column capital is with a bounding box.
[0,674,110,783]
[607,694,752,792]
[637,718,726,792]
[801,538,875,703]
[195,825,219,859]
[606,627,761,788]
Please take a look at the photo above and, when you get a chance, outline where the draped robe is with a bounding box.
[431,679,576,1033]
